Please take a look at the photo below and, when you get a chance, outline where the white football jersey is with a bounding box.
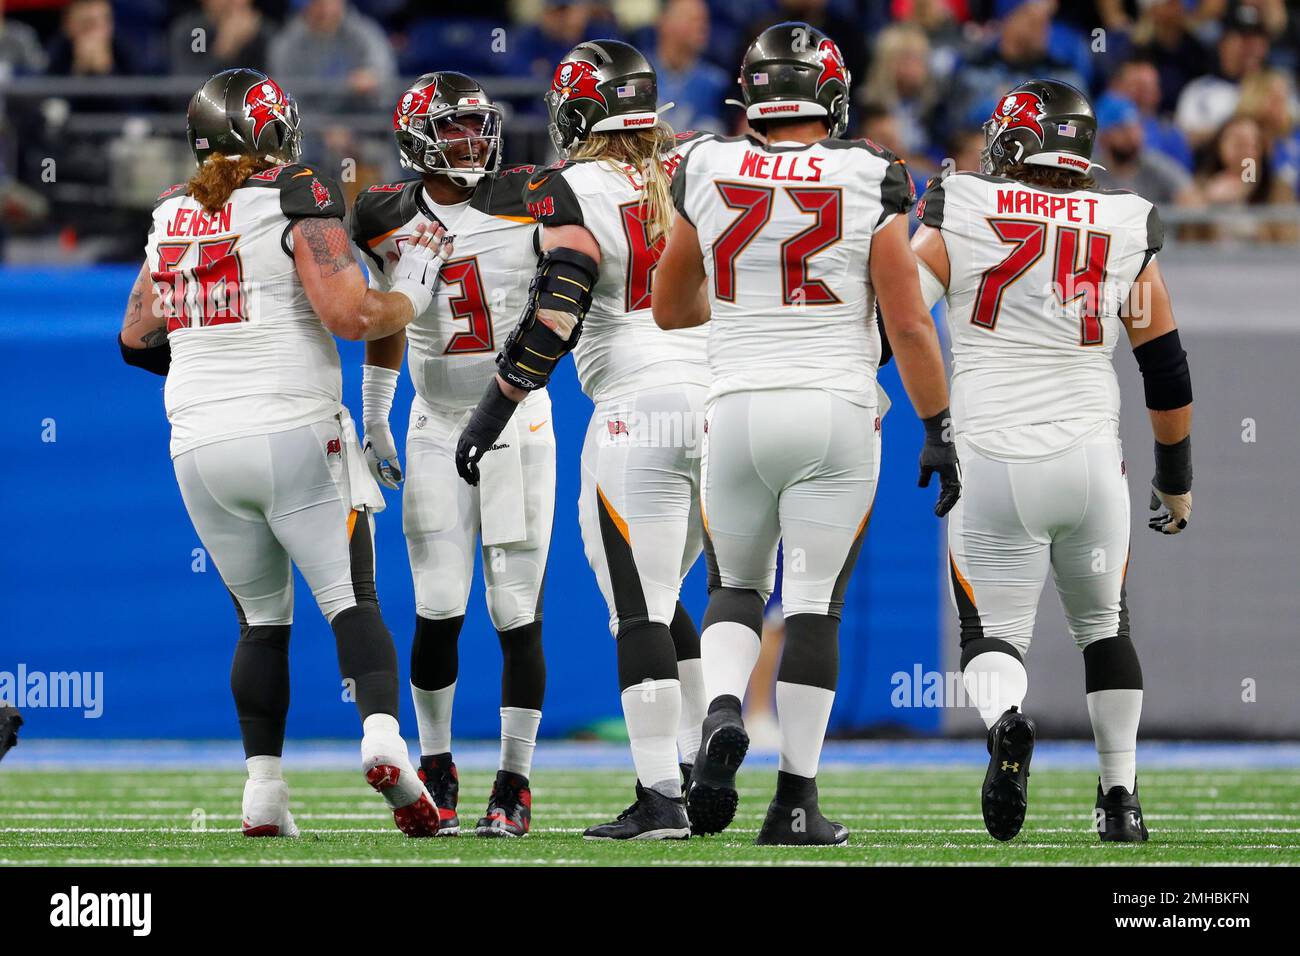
[145,163,347,458]
[522,131,714,403]
[919,171,1164,460]
[353,166,540,410]
[673,134,915,407]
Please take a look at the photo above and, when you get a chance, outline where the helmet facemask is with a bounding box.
[545,81,589,158]
[980,115,1020,175]
[399,104,503,187]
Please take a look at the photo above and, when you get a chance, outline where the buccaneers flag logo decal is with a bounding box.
[310,177,332,210]
[552,59,606,109]
[244,79,290,144]
[394,77,438,132]
[991,91,1047,143]
[815,39,847,93]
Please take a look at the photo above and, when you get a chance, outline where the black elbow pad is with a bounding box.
[1133,329,1191,410]
[496,248,599,391]
[119,333,171,376]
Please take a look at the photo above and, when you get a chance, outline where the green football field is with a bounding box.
[3,767,1298,866]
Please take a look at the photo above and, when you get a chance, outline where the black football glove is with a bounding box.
[455,378,521,486]
[919,408,961,518]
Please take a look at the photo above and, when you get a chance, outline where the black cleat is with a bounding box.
[680,762,705,835]
[476,769,532,837]
[1095,779,1149,842]
[755,773,848,846]
[685,697,749,835]
[982,706,1035,841]
[418,753,460,836]
[583,781,690,840]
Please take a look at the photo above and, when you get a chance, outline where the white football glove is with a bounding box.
[1148,485,1191,535]
[361,364,402,490]
[390,222,454,317]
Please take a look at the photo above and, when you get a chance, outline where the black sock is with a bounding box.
[498,620,545,710]
[332,603,399,721]
[230,624,291,759]
[669,601,701,662]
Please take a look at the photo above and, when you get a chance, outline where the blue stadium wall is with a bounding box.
[1,266,943,739]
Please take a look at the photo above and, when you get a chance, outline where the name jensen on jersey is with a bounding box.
[996,187,1100,225]
[165,203,234,237]
[737,149,825,182]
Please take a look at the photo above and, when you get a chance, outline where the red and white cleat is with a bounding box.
[362,719,439,837]
[366,762,440,837]
[241,778,300,838]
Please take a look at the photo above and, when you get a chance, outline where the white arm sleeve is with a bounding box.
[918,259,947,310]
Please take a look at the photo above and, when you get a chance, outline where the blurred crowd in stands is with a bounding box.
[1,0,1298,259]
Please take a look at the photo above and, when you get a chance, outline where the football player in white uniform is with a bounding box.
[653,23,960,845]
[351,72,552,837]
[454,41,714,840]
[119,69,452,837]
[911,79,1194,842]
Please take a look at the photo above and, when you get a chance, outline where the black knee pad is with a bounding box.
[777,614,839,692]
[701,587,764,637]
[331,604,399,720]
[1084,635,1143,693]
[498,620,546,711]
[669,601,701,662]
[410,615,464,692]
[615,620,679,691]
[959,636,1024,671]
[230,624,291,759]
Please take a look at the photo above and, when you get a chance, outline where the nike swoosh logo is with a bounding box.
[527,177,549,191]
[292,168,314,177]
[529,420,548,432]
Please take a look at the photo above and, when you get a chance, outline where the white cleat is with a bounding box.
[362,729,439,837]
[241,778,300,838]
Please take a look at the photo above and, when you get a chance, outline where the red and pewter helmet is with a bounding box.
[545,40,662,157]
[393,71,503,187]
[982,79,1104,176]
[187,68,302,166]
[737,22,851,138]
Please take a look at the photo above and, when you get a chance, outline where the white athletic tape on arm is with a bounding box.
[361,364,399,427]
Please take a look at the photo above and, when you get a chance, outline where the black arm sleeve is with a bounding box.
[119,333,170,376]
[1133,328,1192,410]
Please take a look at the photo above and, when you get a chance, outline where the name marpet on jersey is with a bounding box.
[738,148,824,183]
[997,187,1099,225]
[49,886,151,936]
[165,202,234,238]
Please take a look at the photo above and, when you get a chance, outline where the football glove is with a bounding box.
[390,222,455,317]
[919,408,962,518]
[455,378,520,486]
[1148,486,1191,535]
[361,364,402,490]
[1149,435,1192,535]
